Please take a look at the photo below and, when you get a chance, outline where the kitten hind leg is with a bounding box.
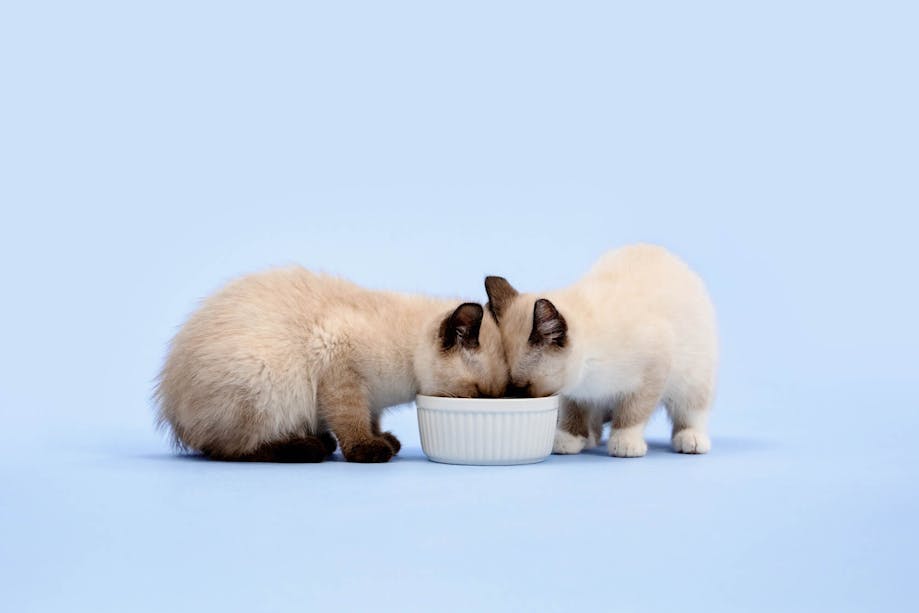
[666,388,712,454]
[244,435,330,462]
[247,422,338,462]
[203,432,331,463]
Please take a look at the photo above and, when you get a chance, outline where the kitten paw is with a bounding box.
[608,432,648,458]
[380,432,401,455]
[553,429,587,454]
[672,429,711,454]
[343,438,395,463]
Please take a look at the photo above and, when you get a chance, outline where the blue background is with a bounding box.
[2,2,917,611]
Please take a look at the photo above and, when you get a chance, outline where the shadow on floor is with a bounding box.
[581,435,777,457]
[133,435,776,465]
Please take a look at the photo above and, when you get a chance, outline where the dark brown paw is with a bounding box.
[318,430,338,456]
[271,438,328,462]
[344,438,394,463]
[228,436,328,463]
[380,432,401,455]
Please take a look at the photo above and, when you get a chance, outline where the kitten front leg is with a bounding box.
[666,389,712,454]
[586,408,610,448]
[553,398,591,454]
[371,411,401,455]
[608,371,666,458]
[317,369,394,463]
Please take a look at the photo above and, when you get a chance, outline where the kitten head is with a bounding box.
[484,276,570,398]
[415,302,509,398]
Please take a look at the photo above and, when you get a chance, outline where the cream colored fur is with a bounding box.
[156,267,507,461]
[486,244,718,457]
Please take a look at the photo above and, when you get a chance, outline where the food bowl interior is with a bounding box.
[414,394,560,411]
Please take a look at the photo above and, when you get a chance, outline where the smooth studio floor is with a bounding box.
[3,383,915,613]
[3,2,918,611]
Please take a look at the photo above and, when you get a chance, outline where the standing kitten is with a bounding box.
[485,244,717,457]
[156,267,508,463]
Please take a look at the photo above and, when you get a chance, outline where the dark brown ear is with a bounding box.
[440,303,484,351]
[529,299,567,347]
[484,276,519,322]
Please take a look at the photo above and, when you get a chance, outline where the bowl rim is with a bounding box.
[415,394,560,412]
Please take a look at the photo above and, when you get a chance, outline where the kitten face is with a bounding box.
[416,303,509,398]
[484,277,569,398]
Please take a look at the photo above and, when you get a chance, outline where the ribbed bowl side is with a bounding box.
[416,407,558,465]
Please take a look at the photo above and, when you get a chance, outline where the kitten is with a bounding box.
[156,267,508,463]
[485,244,718,457]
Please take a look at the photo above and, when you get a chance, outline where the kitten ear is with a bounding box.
[440,303,484,351]
[484,276,519,322]
[529,299,567,347]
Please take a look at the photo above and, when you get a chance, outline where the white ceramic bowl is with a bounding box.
[415,394,560,465]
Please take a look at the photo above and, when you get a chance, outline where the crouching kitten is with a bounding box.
[156,267,508,463]
[485,244,718,457]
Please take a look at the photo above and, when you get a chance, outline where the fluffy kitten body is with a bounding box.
[486,244,718,457]
[156,267,507,463]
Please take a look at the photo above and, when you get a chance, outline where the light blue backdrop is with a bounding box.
[2,2,916,612]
